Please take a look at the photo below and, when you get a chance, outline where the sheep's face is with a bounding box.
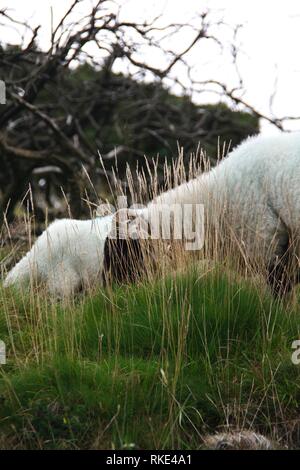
[103,236,144,284]
[102,209,153,285]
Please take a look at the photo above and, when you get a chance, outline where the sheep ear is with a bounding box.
[102,235,145,285]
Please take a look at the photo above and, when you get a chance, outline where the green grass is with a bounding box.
[0,265,300,449]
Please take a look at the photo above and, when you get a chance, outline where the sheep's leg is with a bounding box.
[267,234,299,297]
[267,250,292,297]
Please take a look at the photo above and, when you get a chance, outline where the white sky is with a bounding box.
[2,0,300,134]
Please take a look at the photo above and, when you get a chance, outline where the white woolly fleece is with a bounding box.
[147,132,300,263]
[4,215,114,297]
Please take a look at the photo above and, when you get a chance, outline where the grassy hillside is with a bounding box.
[0,260,300,449]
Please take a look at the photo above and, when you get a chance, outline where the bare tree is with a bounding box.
[0,1,264,228]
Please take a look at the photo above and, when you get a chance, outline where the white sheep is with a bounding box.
[144,131,300,294]
[3,216,114,297]
[3,211,146,297]
[4,132,300,296]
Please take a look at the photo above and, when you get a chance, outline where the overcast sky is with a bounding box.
[2,0,300,134]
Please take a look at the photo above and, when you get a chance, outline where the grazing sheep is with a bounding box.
[3,216,114,297]
[4,132,300,297]
[3,211,148,297]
